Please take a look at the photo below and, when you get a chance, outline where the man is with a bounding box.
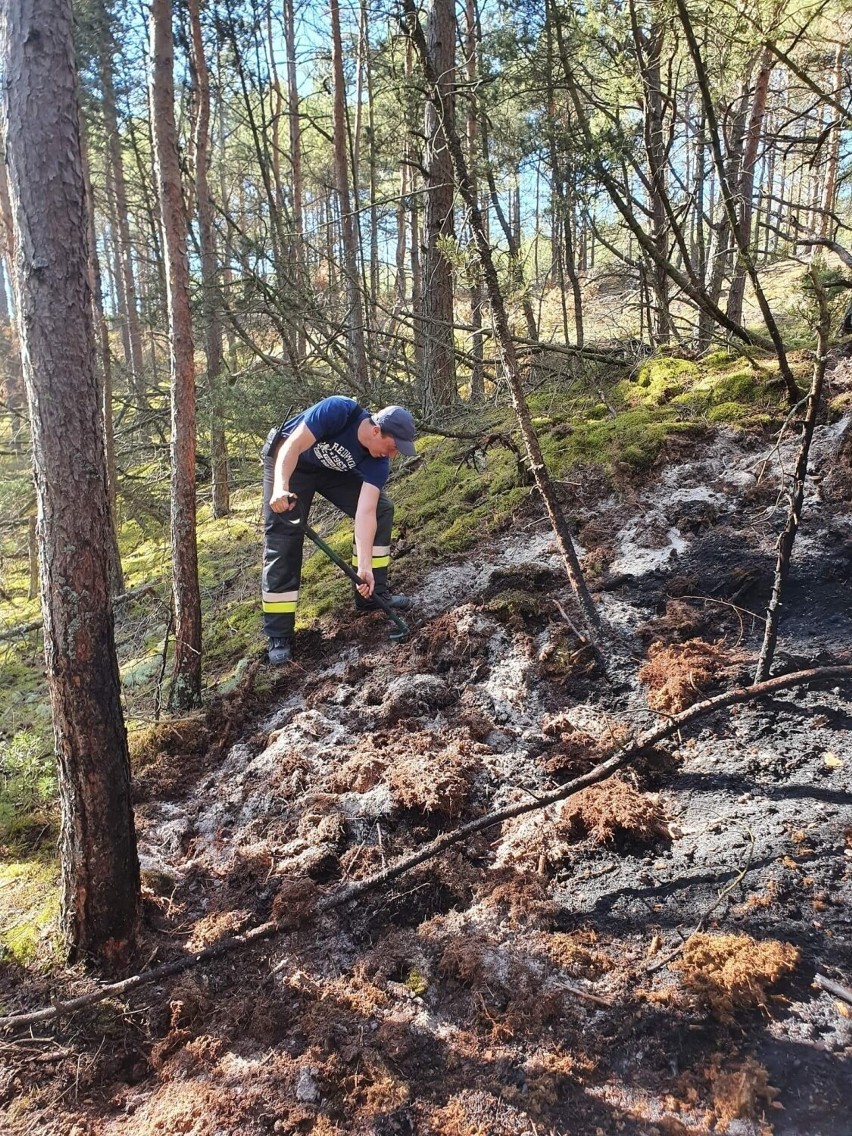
[261,395,416,664]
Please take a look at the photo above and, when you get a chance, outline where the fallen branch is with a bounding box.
[2,662,850,1031]
[814,973,852,1006]
[0,582,160,642]
[0,617,42,641]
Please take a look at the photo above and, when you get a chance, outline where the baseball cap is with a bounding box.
[373,406,417,456]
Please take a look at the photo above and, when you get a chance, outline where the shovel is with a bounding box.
[283,500,410,641]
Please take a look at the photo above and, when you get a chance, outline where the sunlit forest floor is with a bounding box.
[1,266,851,1134]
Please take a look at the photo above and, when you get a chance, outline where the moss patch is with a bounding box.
[0,854,60,967]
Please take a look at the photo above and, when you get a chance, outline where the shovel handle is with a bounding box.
[301,522,410,638]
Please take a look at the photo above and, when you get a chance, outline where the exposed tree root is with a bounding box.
[2,662,849,1032]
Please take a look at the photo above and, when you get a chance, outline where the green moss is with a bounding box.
[485,589,547,628]
[707,402,762,424]
[0,856,61,967]
[555,406,697,472]
[712,369,760,403]
[0,729,57,844]
[404,966,429,996]
[702,349,739,371]
[635,356,700,393]
[828,392,852,421]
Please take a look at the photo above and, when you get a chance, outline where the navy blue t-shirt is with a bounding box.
[280,396,389,490]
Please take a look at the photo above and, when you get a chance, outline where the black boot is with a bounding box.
[267,637,292,665]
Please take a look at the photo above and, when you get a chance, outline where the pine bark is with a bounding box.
[149,0,202,709]
[422,0,457,409]
[1,0,139,963]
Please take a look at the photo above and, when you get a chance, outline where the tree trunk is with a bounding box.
[818,43,843,241]
[149,0,202,709]
[0,147,26,449]
[283,0,306,359]
[405,38,425,380]
[188,0,229,518]
[726,46,773,327]
[81,123,124,595]
[631,0,672,344]
[422,0,457,410]
[677,0,795,398]
[330,0,369,392]
[465,0,484,399]
[481,118,538,341]
[1,0,140,963]
[95,0,146,406]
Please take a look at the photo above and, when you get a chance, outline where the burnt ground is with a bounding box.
[2,394,852,1135]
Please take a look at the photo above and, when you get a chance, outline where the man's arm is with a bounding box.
[269,422,317,513]
[353,482,380,597]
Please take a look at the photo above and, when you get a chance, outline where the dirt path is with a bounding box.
[3,412,851,1136]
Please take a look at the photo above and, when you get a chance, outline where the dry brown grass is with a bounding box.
[535,929,611,980]
[639,639,730,712]
[187,908,253,951]
[500,779,670,870]
[386,739,481,817]
[478,867,558,928]
[674,932,799,1020]
[639,598,710,644]
[563,780,671,844]
[708,1056,778,1129]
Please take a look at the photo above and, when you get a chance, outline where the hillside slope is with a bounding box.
[2,360,852,1136]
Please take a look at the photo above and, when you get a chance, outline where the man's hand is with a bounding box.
[270,489,297,514]
[355,567,375,598]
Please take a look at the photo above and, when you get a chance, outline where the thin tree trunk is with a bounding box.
[283,0,306,359]
[188,0,229,518]
[81,123,124,594]
[818,43,843,241]
[0,147,26,448]
[95,0,146,405]
[630,0,671,344]
[2,0,139,962]
[481,118,537,342]
[677,0,796,399]
[330,0,369,391]
[726,46,773,327]
[754,274,830,682]
[364,6,379,317]
[465,0,484,399]
[422,0,457,410]
[149,0,202,709]
[405,39,424,380]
